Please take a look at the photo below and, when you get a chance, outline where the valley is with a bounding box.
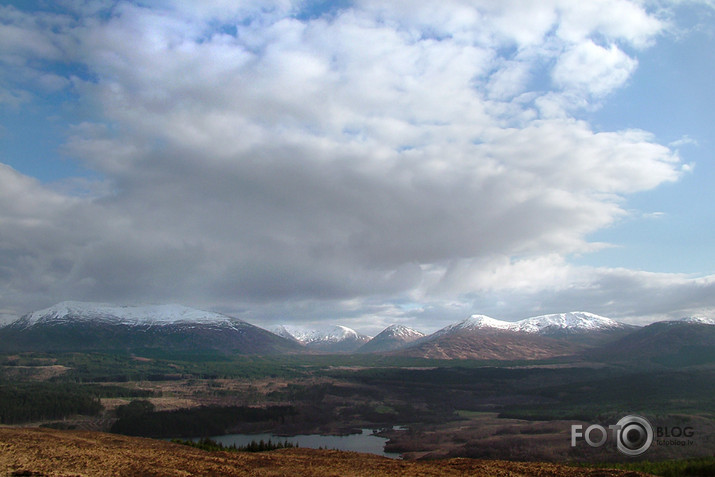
[0,302,714,475]
[1,351,713,464]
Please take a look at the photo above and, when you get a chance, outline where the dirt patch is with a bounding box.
[0,365,69,381]
[0,427,652,476]
[101,397,198,412]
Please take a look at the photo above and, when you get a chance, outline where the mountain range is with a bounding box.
[0,301,301,355]
[272,324,371,353]
[388,312,635,360]
[356,324,425,353]
[0,302,713,364]
[587,318,715,366]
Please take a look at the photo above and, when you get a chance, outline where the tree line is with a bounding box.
[0,383,103,424]
[110,401,297,438]
[172,436,297,453]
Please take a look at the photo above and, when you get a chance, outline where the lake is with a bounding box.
[194,428,402,458]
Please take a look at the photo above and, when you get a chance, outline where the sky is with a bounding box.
[1,0,714,334]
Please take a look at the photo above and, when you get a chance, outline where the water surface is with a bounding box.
[196,428,401,458]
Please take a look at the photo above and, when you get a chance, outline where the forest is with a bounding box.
[0,382,102,424]
[1,350,713,464]
[110,401,297,438]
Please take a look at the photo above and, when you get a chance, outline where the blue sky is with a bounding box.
[579,2,715,274]
[1,0,714,332]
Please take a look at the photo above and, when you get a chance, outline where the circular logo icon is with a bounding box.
[615,415,653,456]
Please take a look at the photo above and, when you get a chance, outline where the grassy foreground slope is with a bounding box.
[0,427,650,477]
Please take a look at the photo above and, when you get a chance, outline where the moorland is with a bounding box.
[1,349,713,468]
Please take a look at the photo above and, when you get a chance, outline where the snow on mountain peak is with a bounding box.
[431,314,513,338]
[514,312,623,333]
[21,301,237,327]
[382,324,425,339]
[272,324,364,344]
[679,316,715,325]
[321,325,360,342]
[434,311,627,337]
[463,315,514,330]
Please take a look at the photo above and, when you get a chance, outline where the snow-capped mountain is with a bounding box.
[589,317,715,364]
[432,312,629,336]
[679,316,715,325]
[357,324,425,353]
[511,312,638,344]
[429,315,514,340]
[394,311,637,360]
[272,324,371,353]
[273,324,358,344]
[15,301,241,329]
[425,311,636,345]
[513,312,628,334]
[0,301,302,354]
[397,320,577,360]
[272,325,305,343]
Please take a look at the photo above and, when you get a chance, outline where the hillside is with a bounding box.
[513,312,638,345]
[0,302,302,355]
[273,324,371,353]
[395,329,579,360]
[0,427,651,477]
[588,320,715,366]
[357,324,425,353]
[393,315,580,360]
[2,302,711,362]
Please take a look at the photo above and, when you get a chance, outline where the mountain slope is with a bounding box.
[512,312,638,345]
[680,316,715,325]
[588,318,715,366]
[400,312,634,359]
[0,302,302,355]
[16,302,236,327]
[272,324,371,353]
[0,427,647,477]
[357,325,425,353]
[427,312,632,337]
[393,311,640,360]
[396,315,579,360]
[514,312,628,333]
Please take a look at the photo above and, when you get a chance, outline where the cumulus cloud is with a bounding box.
[552,41,638,97]
[420,254,715,327]
[0,0,712,329]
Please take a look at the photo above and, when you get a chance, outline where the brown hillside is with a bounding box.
[0,427,651,477]
[397,331,579,360]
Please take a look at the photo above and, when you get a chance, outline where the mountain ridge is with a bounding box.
[0,302,302,355]
[357,324,425,353]
[587,318,715,365]
[434,311,633,336]
[272,324,371,353]
[15,301,242,329]
[395,324,579,360]
[3,301,712,360]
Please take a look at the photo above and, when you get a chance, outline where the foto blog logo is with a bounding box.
[571,415,654,456]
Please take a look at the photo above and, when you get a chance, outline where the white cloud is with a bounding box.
[0,1,709,329]
[411,255,715,329]
[555,0,663,48]
[552,41,638,97]
[669,135,698,148]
